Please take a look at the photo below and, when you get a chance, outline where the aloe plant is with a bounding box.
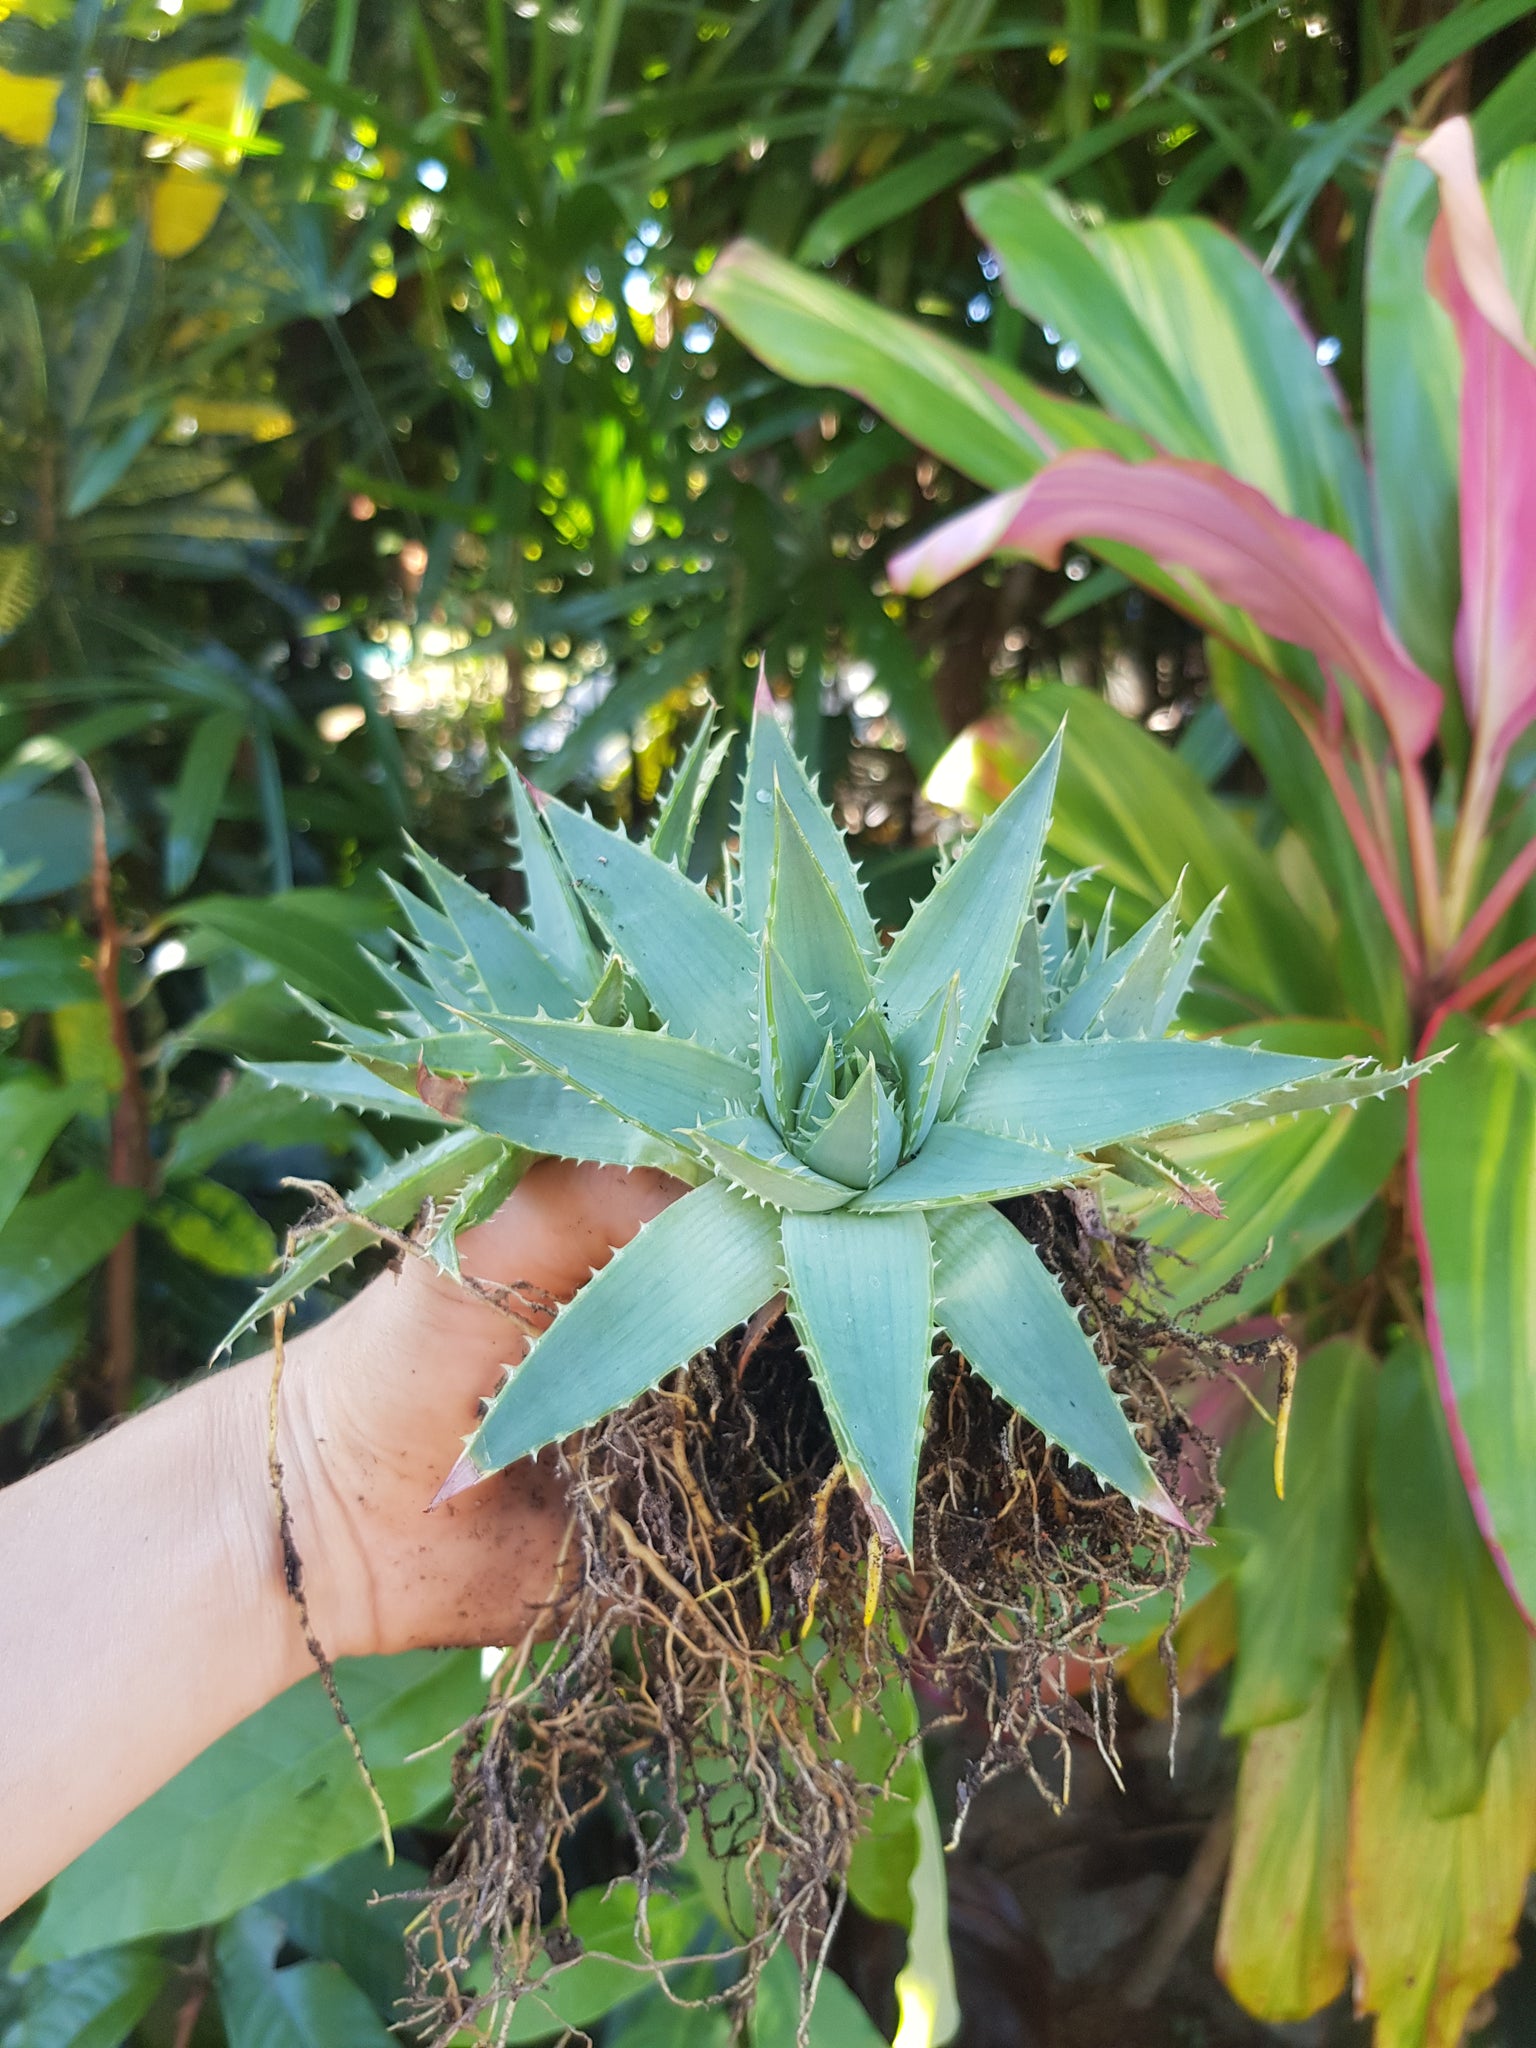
[277,687,1414,1554]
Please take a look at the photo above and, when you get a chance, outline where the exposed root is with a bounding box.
[401,1193,1261,2045]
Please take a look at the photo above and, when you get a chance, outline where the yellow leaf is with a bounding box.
[1216,1651,1358,2022]
[149,161,227,258]
[170,399,294,442]
[1349,1625,1536,2048]
[0,543,43,642]
[0,67,61,147]
[122,56,244,115]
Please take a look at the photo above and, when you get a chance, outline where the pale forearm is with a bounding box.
[0,1356,304,1916]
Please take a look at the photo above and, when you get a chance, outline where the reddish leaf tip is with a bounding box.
[429,1450,486,1510]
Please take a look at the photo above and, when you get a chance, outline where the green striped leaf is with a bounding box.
[781,1207,933,1551]
[542,798,758,1059]
[464,1179,781,1477]
[930,1203,1168,1516]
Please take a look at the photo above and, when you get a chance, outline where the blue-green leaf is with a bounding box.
[465,1071,697,1175]
[798,1058,891,1190]
[542,798,758,1058]
[877,728,1059,1113]
[852,1120,1085,1212]
[930,1203,1168,1516]
[758,944,826,1137]
[475,1016,757,1146]
[463,1179,780,1478]
[782,1207,933,1550]
[893,975,960,1155]
[507,771,604,992]
[648,704,731,871]
[740,690,875,953]
[407,840,580,1021]
[242,1060,449,1122]
[765,791,873,1040]
[692,1113,855,1212]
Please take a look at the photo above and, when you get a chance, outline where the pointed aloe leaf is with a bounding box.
[382,872,464,962]
[800,1058,885,1189]
[462,1179,781,1478]
[878,729,1060,1115]
[648,703,731,869]
[872,1072,905,1184]
[956,1037,1372,1154]
[851,1120,1086,1212]
[759,945,825,1137]
[584,952,628,1026]
[475,1016,757,1146]
[541,798,758,1059]
[693,1113,856,1212]
[1051,897,1182,1041]
[464,1071,699,1176]
[219,1129,507,1349]
[396,933,488,1017]
[739,684,877,954]
[507,772,603,993]
[994,920,1046,1046]
[426,1147,527,1278]
[1149,893,1224,1036]
[894,976,960,1154]
[243,1060,451,1122]
[796,1036,838,1135]
[782,1207,934,1552]
[408,840,580,1021]
[360,1032,522,1080]
[765,790,873,1040]
[931,1203,1175,1520]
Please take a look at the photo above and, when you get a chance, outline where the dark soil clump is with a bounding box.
[406,1192,1267,2045]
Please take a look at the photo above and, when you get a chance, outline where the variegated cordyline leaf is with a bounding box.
[279,688,1422,1553]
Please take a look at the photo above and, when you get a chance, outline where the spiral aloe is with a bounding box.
[282,688,1419,1553]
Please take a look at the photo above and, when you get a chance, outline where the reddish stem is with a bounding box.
[1441,831,1536,983]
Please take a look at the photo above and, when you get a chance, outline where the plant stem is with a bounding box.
[1440,831,1536,984]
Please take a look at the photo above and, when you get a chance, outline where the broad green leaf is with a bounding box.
[956,1036,1362,1156]
[166,1070,363,1182]
[878,729,1059,1114]
[796,133,996,266]
[18,1653,483,1965]
[758,945,826,1137]
[741,696,875,955]
[542,798,758,1058]
[852,1120,1085,1211]
[1110,1021,1407,1325]
[1349,1625,1536,2048]
[764,793,873,1039]
[782,1207,933,1548]
[840,1674,923,1927]
[701,239,1153,495]
[501,1884,709,2045]
[1365,146,1461,692]
[263,1846,427,2016]
[507,772,603,992]
[749,1945,886,2048]
[215,1908,395,2048]
[239,1059,448,1123]
[647,702,731,871]
[0,1295,84,1423]
[476,1016,756,1147]
[0,1944,166,2048]
[1215,1652,1359,2023]
[892,1758,960,2048]
[1220,1339,1374,1735]
[173,895,397,1023]
[464,1179,780,1479]
[407,840,580,1022]
[0,932,95,1013]
[164,710,243,897]
[1371,1340,1532,1818]
[0,1174,142,1330]
[930,1202,1165,1515]
[693,1113,854,1212]
[925,685,1335,1020]
[149,1176,277,1277]
[466,1070,694,1175]
[1411,1017,1536,1620]
[0,1073,89,1232]
[219,1129,508,1348]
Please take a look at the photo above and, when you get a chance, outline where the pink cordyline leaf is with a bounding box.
[889,453,1443,760]
[1419,117,1536,762]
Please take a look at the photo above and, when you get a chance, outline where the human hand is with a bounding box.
[266,1158,682,1665]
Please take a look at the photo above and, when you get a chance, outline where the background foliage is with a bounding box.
[2,0,1535,2042]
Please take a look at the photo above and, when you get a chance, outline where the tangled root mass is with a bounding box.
[407,1194,1267,2044]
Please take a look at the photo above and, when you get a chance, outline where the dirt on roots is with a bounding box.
[402,1192,1276,2045]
